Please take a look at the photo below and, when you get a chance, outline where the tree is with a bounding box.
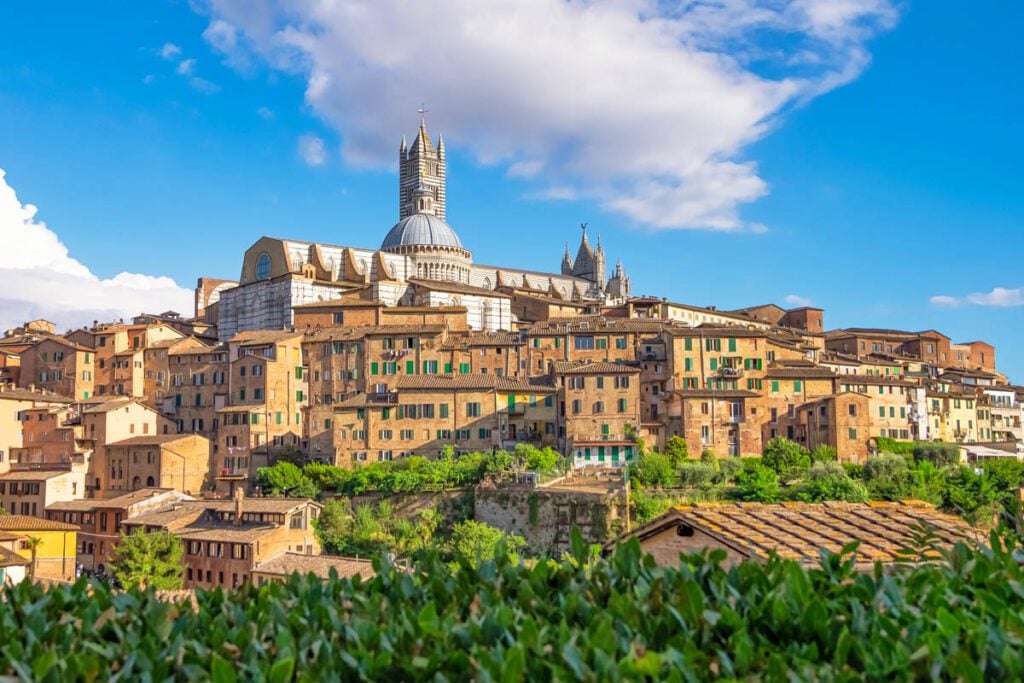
[809,445,837,463]
[109,530,184,590]
[762,437,811,483]
[801,462,868,503]
[663,436,690,467]
[912,442,960,468]
[734,461,780,503]
[448,521,526,569]
[629,451,676,488]
[862,454,912,500]
[24,536,41,581]
[257,461,320,498]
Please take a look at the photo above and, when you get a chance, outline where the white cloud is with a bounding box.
[929,295,960,308]
[160,42,182,60]
[0,168,193,332]
[930,288,1024,308]
[967,287,1024,307]
[298,135,327,166]
[256,106,275,120]
[527,186,578,202]
[188,76,221,94]
[176,58,197,76]
[198,0,897,231]
[785,294,812,307]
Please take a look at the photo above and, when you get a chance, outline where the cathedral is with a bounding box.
[212,119,631,340]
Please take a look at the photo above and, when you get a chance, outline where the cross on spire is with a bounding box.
[417,103,428,123]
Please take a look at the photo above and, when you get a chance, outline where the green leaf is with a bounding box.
[211,655,238,683]
[267,657,295,683]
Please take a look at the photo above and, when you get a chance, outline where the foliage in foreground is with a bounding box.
[4,530,1024,681]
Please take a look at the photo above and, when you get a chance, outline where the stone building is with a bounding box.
[212,120,630,340]
[103,433,212,495]
[19,337,94,400]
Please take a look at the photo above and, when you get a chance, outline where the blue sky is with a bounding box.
[1,1,1021,380]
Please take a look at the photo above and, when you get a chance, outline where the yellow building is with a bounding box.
[0,515,78,581]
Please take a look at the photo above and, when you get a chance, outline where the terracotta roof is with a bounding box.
[396,374,556,392]
[0,388,73,403]
[441,332,523,348]
[552,361,641,375]
[81,398,137,414]
[0,469,74,481]
[229,330,303,345]
[253,552,376,580]
[0,546,30,568]
[408,278,511,298]
[528,317,665,335]
[0,515,79,532]
[106,434,204,447]
[176,523,279,543]
[46,489,185,512]
[765,367,837,379]
[673,389,760,399]
[837,376,918,388]
[664,326,766,338]
[617,501,977,567]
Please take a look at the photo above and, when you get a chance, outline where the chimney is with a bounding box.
[233,487,244,525]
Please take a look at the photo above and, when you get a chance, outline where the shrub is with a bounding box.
[714,457,744,484]
[801,462,869,503]
[9,532,1024,680]
[809,445,837,463]
[677,462,716,488]
[629,490,674,525]
[734,461,780,503]
[108,530,183,590]
[629,451,676,488]
[912,442,961,468]
[257,461,320,498]
[862,454,913,501]
[663,436,690,466]
[762,437,811,483]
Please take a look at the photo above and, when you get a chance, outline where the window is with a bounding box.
[684,338,693,351]
[423,360,438,374]
[593,401,604,413]
[614,376,630,389]
[684,358,693,372]
[596,376,604,389]
[333,312,344,325]
[459,363,470,374]
[574,336,595,350]
[617,398,627,413]
[440,404,449,419]
[701,425,710,445]
[595,338,608,350]
[848,428,857,439]
[794,381,802,392]
[879,406,886,418]
[466,402,481,417]
[728,338,737,352]
[255,253,271,280]
[571,399,582,414]
[615,337,627,350]
[848,404,857,417]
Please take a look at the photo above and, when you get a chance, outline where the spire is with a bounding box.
[400,134,407,156]
[596,233,604,254]
[437,133,445,157]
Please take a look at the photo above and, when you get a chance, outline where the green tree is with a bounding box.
[109,529,184,590]
[23,536,41,581]
[809,445,837,463]
[734,461,780,502]
[762,437,811,483]
[699,448,719,472]
[629,451,676,488]
[801,462,869,502]
[448,520,526,569]
[862,454,913,500]
[663,436,690,467]
[912,442,960,468]
[257,461,321,498]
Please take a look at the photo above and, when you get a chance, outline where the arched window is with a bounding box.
[255,253,271,281]
[146,476,155,487]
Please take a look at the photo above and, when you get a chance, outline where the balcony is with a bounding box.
[717,366,744,379]
[725,414,744,424]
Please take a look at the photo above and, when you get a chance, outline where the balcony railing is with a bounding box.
[717,367,743,379]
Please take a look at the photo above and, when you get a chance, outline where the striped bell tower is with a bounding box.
[399,108,446,220]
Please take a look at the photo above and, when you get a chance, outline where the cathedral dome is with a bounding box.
[381,212,463,250]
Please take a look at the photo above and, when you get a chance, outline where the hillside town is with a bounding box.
[0,122,1020,588]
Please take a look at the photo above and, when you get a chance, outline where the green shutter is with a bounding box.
[728,338,736,352]
[383,408,391,419]
[685,338,692,351]
[371,362,379,375]
[175,394,182,407]
[444,363,452,373]
[771,381,779,393]
[710,358,718,371]
[440,404,449,419]
[275,412,282,425]
[684,358,692,372]
[295,366,303,379]
[794,381,802,392]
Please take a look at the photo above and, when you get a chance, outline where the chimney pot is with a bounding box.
[233,487,244,525]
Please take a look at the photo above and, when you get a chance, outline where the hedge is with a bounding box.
[3,530,1024,681]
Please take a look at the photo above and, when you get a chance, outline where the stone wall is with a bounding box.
[474,479,628,556]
